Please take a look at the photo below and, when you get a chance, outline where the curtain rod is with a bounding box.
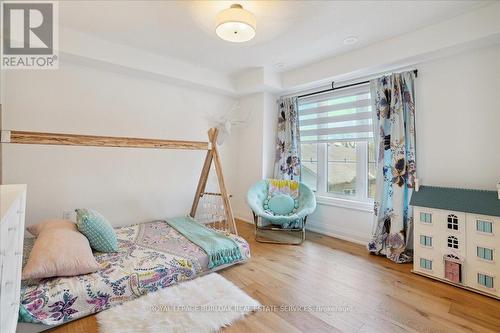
[297,69,418,99]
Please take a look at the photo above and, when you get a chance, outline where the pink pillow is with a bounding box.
[27,219,76,236]
[22,219,100,280]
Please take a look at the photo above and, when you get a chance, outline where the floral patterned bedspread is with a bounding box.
[19,220,250,326]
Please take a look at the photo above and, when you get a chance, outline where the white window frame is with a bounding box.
[306,141,374,211]
[297,83,374,212]
[476,219,494,235]
[420,235,432,247]
[477,272,495,289]
[477,246,494,261]
[419,212,432,224]
[419,258,433,271]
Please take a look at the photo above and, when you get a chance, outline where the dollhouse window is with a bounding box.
[420,212,432,223]
[420,235,432,247]
[447,214,458,230]
[447,236,458,249]
[477,247,493,261]
[419,258,432,270]
[476,220,493,233]
[477,273,494,288]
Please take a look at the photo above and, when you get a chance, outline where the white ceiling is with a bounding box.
[60,0,492,76]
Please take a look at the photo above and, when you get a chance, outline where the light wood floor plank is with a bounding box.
[49,220,500,333]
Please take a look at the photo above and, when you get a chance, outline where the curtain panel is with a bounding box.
[274,97,301,180]
[368,71,417,263]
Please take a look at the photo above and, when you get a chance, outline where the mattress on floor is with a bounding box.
[19,220,250,326]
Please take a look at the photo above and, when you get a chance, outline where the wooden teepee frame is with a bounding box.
[0,127,237,234]
[189,128,236,234]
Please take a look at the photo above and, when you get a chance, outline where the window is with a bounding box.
[420,258,432,270]
[447,236,459,249]
[477,220,493,233]
[420,235,432,247]
[300,143,318,191]
[327,142,357,195]
[420,212,432,223]
[477,247,493,261]
[298,84,374,203]
[447,214,459,230]
[368,141,376,198]
[477,273,494,288]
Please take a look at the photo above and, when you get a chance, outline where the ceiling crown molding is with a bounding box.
[281,2,500,91]
[59,27,236,96]
[57,2,500,97]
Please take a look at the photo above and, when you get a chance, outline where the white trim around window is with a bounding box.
[303,141,375,211]
[298,83,375,211]
[315,195,374,212]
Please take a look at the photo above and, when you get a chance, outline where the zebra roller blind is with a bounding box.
[298,84,372,143]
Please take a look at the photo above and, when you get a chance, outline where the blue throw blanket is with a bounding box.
[166,216,243,269]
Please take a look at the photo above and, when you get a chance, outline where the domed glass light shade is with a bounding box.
[215,4,256,43]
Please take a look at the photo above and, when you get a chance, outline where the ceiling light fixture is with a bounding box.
[343,36,359,45]
[215,4,256,43]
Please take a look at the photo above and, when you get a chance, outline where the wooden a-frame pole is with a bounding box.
[1,127,237,234]
[189,128,237,235]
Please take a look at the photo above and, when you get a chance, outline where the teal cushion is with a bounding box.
[76,209,118,252]
[267,194,295,215]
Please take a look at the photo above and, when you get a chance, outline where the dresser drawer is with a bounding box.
[0,249,22,333]
[0,184,26,333]
[1,254,20,304]
[1,204,23,256]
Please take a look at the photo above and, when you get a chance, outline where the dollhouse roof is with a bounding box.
[410,186,500,217]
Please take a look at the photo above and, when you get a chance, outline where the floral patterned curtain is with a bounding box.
[274,97,301,180]
[367,71,416,263]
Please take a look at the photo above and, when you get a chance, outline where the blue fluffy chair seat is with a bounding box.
[246,179,317,244]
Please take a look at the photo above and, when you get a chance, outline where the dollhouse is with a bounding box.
[411,186,500,299]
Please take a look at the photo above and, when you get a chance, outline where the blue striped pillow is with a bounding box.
[76,209,117,252]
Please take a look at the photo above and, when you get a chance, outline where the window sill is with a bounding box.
[476,284,496,292]
[315,195,374,212]
[476,231,495,237]
[419,221,434,226]
[476,257,495,265]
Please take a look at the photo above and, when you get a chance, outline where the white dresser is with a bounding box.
[1,184,27,333]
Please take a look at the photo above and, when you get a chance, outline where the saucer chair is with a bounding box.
[246,179,316,245]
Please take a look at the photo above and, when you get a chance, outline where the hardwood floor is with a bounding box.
[50,220,500,333]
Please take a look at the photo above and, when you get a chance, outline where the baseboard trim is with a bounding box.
[235,216,253,224]
[412,270,500,300]
[235,214,369,246]
[234,211,253,224]
[306,223,370,246]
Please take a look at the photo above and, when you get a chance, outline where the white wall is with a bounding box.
[2,60,236,227]
[230,93,264,221]
[308,45,500,244]
[262,93,277,179]
[228,91,277,222]
[307,206,373,244]
[415,45,500,190]
[281,2,500,90]
[2,23,498,245]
